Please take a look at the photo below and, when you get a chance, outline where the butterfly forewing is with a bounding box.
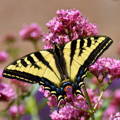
[3,50,61,87]
[63,36,113,81]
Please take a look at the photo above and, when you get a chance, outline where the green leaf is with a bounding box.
[94,110,103,120]
[87,72,94,79]
[102,99,111,110]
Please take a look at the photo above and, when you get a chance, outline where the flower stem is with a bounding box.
[32,40,40,51]
[94,91,103,110]
[16,87,21,120]
[82,83,95,120]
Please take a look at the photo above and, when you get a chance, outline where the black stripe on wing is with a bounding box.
[3,69,57,88]
[21,59,28,67]
[87,37,92,47]
[34,51,53,71]
[27,55,36,64]
[78,38,85,56]
[70,40,77,65]
[54,44,69,80]
[26,55,40,69]
[9,50,55,72]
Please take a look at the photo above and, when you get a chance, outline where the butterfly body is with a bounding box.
[3,35,113,104]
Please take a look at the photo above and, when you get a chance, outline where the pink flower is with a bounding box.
[8,104,25,116]
[39,85,51,97]
[39,86,58,107]
[19,23,43,41]
[0,69,3,81]
[50,95,91,120]
[43,9,98,49]
[82,23,98,36]
[89,58,120,79]
[114,89,120,104]
[110,89,120,107]
[39,85,101,120]
[103,89,120,119]
[109,112,120,120]
[0,83,16,101]
[0,51,8,62]
[103,105,118,120]
[50,104,84,120]
[103,90,112,99]
[47,95,58,107]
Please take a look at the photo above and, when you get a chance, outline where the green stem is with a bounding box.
[82,83,95,120]
[15,87,21,120]
[32,40,40,51]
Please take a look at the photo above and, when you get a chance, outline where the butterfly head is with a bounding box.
[64,85,73,95]
[61,80,74,97]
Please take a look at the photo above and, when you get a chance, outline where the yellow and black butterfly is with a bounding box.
[2,35,113,103]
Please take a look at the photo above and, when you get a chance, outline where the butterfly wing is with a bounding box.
[63,36,113,84]
[3,50,63,94]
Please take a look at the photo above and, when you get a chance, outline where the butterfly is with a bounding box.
[2,35,113,104]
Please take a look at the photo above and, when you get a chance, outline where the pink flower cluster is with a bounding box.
[103,89,120,120]
[0,71,17,101]
[19,23,43,41]
[0,69,3,81]
[9,104,25,117]
[43,9,98,49]
[109,112,120,120]
[50,103,89,120]
[0,83,16,101]
[89,58,120,79]
[39,87,102,120]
